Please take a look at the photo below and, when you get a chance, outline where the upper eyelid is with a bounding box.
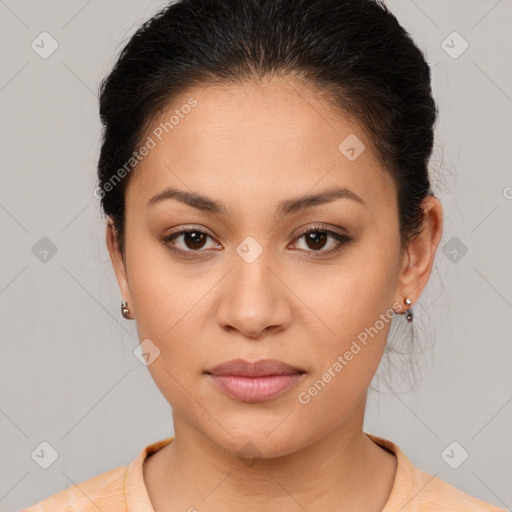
[293,223,346,237]
[166,223,344,239]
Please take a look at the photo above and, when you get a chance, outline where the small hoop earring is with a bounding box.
[121,299,133,320]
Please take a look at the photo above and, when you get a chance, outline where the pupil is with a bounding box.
[306,232,326,250]
[185,232,206,249]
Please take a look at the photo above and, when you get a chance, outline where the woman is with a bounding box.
[21,0,506,510]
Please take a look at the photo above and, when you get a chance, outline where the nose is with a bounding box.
[215,250,292,339]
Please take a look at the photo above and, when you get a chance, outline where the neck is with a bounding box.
[145,398,396,512]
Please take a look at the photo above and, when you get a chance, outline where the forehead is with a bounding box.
[126,76,396,212]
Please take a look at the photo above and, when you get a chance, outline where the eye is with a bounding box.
[161,223,352,258]
[162,227,220,256]
[290,224,352,256]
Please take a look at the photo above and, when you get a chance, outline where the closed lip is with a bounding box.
[206,358,306,377]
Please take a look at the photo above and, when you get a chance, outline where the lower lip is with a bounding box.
[208,373,304,402]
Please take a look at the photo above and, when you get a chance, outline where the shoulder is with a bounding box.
[18,436,174,512]
[19,465,128,511]
[391,462,507,511]
[365,433,507,512]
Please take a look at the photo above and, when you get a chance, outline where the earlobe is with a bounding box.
[394,195,443,309]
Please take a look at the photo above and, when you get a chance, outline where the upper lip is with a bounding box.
[206,358,305,377]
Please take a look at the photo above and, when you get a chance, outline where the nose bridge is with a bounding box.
[231,234,277,298]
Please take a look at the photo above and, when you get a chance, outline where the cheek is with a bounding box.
[293,291,396,437]
[294,229,401,400]
[302,229,401,342]
[125,227,204,339]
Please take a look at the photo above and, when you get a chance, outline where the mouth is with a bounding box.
[205,358,306,402]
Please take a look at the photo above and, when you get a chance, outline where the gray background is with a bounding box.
[1,0,511,510]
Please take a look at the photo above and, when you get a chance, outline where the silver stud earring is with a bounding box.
[404,297,413,323]
[121,299,133,320]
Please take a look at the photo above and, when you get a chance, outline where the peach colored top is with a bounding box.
[21,433,506,511]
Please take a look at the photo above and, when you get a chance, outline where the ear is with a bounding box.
[106,217,133,310]
[394,195,443,311]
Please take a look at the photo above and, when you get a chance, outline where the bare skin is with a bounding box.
[106,75,443,511]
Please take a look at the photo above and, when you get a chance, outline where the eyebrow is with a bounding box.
[147,185,365,216]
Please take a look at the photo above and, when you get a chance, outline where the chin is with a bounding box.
[204,420,310,460]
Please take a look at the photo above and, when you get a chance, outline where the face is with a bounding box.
[108,75,421,457]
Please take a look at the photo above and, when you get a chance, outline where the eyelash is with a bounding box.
[161,223,352,259]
